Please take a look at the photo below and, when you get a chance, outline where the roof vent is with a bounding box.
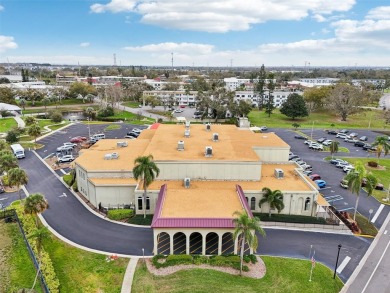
[274,168,284,179]
[177,140,184,151]
[104,153,119,160]
[205,146,213,157]
[184,129,190,138]
[212,133,219,142]
[185,121,191,128]
[184,178,191,188]
[206,123,211,131]
[117,141,128,147]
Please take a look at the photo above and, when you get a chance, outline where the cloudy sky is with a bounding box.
[1,0,390,67]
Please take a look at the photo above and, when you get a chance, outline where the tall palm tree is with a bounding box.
[0,153,18,173]
[233,210,266,275]
[28,227,50,290]
[8,167,29,200]
[133,155,160,218]
[27,123,42,143]
[329,141,339,159]
[259,187,285,217]
[372,136,390,163]
[345,161,377,221]
[24,193,49,227]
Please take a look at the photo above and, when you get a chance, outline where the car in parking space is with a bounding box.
[70,136,87,143]
[349,132,358,138]
[179,105,186,108]
[294,135,306,139]
[361,178,384,190]
[58,155,74,163]
[336,133,348,139]
[340,179,349,189]
[289,154,299,160]
[56,145,74,152]
[126,132,139,138]
[345,137,358,143]
[174,109,183,113]
[330,158,347,165]
[131,128,142,134]
[315,180,327,188]
[304,140,314,145]
[327,130,338,135]
[309,174,321,181]
[63,142,77,148]
[290,157,302,162]
[339,129,349,134]
[343,165,354,173]
[322,140,333,146]
[336,161,350,168]
[124,135,136,139]
[303,170,313,176]
[354,141,365,147]
[359,136,368,141]
[362,144,372,150]
[259,126,268,131]
[317,137,326,143]
[309,143,323,150]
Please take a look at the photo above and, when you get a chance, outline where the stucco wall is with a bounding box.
[253,147,289,162]
[95,186,136,208]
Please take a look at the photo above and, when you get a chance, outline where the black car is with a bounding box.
[354,141,365,147]
[362,144,372,150]
[317,137,327,143]
[127,132,139,138]
[327,130,338,135]
[294,135,306,139]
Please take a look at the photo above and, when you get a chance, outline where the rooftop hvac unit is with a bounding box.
[212,133,219,142]
[184,129,190,138]
[177,140,184,151]
[111,152,119,159]
[274,168,284,179]
[205,146,213,157]
[117,141,128,147]
[206,123,211,131]
[104,153,112,160]
[184,178,191,188]
[185,121,191,128]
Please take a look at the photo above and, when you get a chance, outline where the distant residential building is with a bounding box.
[235,90,303,108]
[224,77,276,91]
[143,90,198,107]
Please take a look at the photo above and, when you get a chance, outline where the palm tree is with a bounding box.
[259,187,285,217]
[8,167,29,200]
[85,107,95,121]
[233,210,266,275]
[372,136,390,163]
[345,161,377,221]
[329,141,339,159]
[24,193,50,227]
[27,123,42,143]
[133,155,160,218]
[28,227,50,290]
[0,153,18,173]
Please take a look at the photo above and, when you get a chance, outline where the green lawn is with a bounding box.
[0,117,17,132]
[132,256,343,293]
[352,213,378,236]
[104,124,122,131]
[341,158,390,203]
[248,109,387,130]
[0,221,43,293]
[127,214,153,225]
[107,110,155,125]
[122,101,142,108]
[20,98,89,108]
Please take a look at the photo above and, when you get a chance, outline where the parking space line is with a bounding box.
[327,198,343,203]
[336,256,351,274]
[371,204,384,223]
[339,207,354,212]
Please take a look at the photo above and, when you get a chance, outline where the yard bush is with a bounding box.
[72,180,78,192]
[367,161,378,167]
[152,254,167,268]
[98,106,114,118]
[107,209,134,221]
[63,174,72,186]
[253,213,327,224]
[166,254,193,266]
[49,111,63,123]
[192,255,209,265]
[209,255,241,267]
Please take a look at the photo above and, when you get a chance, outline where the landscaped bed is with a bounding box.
[253,213,327,224]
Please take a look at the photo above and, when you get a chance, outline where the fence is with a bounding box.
[1,209,51,292]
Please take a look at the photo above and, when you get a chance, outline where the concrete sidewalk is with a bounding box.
[121,258,139,293]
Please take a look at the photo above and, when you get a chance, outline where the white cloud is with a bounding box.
[124,42,214,54]
[80,42,90,47]
[366,6,390,20]
[90,0,136,13]
[6,55,111,65]
[0,5,4,11]
[0,36,18,53]
[90,0,355,32]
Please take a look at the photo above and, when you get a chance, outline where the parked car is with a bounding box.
[63,142,77,148]
[174,109,183,113]
[345,137,358,143]
[362,144,372,150]
[131,128,142,134]
[124,135,136,139]
[336,133,348,139]
[359,136,368,141]
[339,129,349,134]
[354,141,365,147]
[315,180,327,188]
[58,155,74,163]
[340,179,348,189]
[330,158,347,165]
[361,178,384,190]
[349,132,358,138]
[259,126,268,131]
[343,165,354,173]
[126,132,139,138]
[336,161,350,168]
[309,143,324,151]
[290,157,301,162]
[289,155,299,160]
[327,130,338,135]
[56,145,74,152]
[322,140,333,146]
[309,174,321,181]
[70,136,87,143]
[294,135,306,139]
[304,140,314,145]
[317,137,326,143]
[303,170,313,176]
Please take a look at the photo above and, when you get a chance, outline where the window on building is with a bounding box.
[138,197,143,210]
[146,197,150,210]
[304,197,311,210]
[250,197,256,210]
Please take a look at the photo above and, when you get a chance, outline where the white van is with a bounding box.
[10,144,25,159]
[91,133,105,141]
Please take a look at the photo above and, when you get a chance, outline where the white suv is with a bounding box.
[58,155,74,163]
[336,133,348,139]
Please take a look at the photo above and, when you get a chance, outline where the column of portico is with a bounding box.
[234,235,239,255]
[169,232,174,255]
[202,232,206,255]
[186,233,190,255]
[153,231,158,255]
[218,232,223,255]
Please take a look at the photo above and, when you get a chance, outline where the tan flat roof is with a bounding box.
[75,124,289,171]
[159,181,244,218]
[88,177,138,186]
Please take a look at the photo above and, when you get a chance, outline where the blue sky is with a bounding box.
[1,0,390,67]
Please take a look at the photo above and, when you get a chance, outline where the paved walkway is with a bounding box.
[121,258,139,293]
[13,115,25,128]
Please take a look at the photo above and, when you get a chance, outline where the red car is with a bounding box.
[70,136,87,143]
[179,105,186,108]
[309,174,321,181]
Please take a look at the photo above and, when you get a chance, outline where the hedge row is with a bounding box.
[14,203,60,292]
[253,213,327,224]
[107,209,134,221]
[152,254,254,272]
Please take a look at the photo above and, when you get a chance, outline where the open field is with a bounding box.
[132,256,343,293]
[0,118,17,132]
[248,109,388,130]
[122,101,141,108]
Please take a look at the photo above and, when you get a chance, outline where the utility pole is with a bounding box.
[113,53,117,66]
[171,52,173,70]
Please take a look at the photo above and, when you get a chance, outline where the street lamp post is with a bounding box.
[333,244,342,279]
[87,118,91,138]
[142,248,145,262]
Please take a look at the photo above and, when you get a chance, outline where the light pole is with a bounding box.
[368,209,374,222]
[310,121,315,140]
[142,248,145,262]
[87,117,91,138]
[333,244,342,279]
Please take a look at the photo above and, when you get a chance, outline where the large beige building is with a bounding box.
[74,123,323,255]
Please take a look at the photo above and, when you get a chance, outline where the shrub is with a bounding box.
[166,254,193,266]
[192,255,208,265]
[72,180,78,192]
[152,254,167,268]
[98,106,114,118]
[1,175,9,186]
[367,161,378,167]
[6,129,20,144]
[63,174,72,186]
[107,209,134,221]
[157,118,163,123]
[50,111,63,123]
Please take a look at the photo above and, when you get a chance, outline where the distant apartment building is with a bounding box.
[224,77,276,91]
[235,90,303,108]
[143,90,198,107]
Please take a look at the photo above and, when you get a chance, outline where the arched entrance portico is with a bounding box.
[206,232,219,255]
[189,232,203,254]
[173,232,186,254]
[221,232,234,255]
[156,232,170,255]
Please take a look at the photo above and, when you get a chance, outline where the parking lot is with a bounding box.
[273,127,389,228]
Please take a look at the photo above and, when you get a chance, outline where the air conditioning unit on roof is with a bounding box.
[205,146,213,157]
[177,140,184,151]
[212,133,219,142]
[184,178,190,188]
[184,129,190,138]
[206,123,211,131]
[117,141,128,147]
[274,168,284,179]
[185,121,191,128]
